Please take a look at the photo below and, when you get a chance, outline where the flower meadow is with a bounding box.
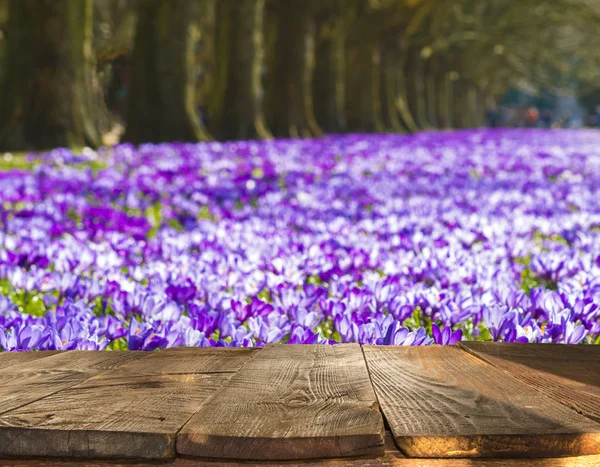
[1,129,599,351]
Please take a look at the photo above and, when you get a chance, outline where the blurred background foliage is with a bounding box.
[0,0,599,150]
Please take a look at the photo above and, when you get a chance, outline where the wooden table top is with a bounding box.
[0,343,598,465]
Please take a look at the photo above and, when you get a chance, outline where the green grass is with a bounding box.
[0,152,37,171]
[0,150,107,173]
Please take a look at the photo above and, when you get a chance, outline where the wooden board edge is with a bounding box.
[395,432,600,458]
[0,427,175,459]
[176,432,386,460]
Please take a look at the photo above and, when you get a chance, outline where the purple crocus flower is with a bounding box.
[0,324,48,351]
[287,325,326,344]
[482,305,516,341]
[165,279,197,303]
[1,131,599,350]
[562,319,588,344]
[128,317,166,351]
[432,324,463,345]
[381,322,409,345]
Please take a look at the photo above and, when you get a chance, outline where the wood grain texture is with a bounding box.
[0,348,257,459]
[0,370,87,416]
[0,352,148,416]
[461,343,600,423]
[0,351,59,371]
[119,347,259,374]
[177,344,385,460]
[6,350,149,373]
[364,345,600,458]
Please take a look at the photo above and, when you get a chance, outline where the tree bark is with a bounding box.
[264,2,321,138]
[124,0,209,144]
[313,14,346,133]
[209,0,269,141]
[0,0,105,151]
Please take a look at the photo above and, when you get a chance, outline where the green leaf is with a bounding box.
[257,289,271,303]
[107,337,128,351]
[198,205,214,221]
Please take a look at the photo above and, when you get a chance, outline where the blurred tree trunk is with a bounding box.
[264,2,321,138]
[209,0,270,141]
[403,47,421,131]
[475,87,487,127]
[463,83,473,128]
[371,46,386,133]
[313,14,346,133]
[394,46,419,133]
[434,69,450,129]
[413,52,430,130]
[345,44,384,133]
[467,85,480,127]
[454,80,469,129]
[425,59,439,128]
[94,0,137,64]
[380,41,406,133]
[0,0,104,151]
[443,72,455,130]
[124,0,209,144]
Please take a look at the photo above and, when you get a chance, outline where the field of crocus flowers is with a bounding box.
[0,129,599,351]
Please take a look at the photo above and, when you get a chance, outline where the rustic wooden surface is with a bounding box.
[461,342,600,423]
[7,350,149,372]
[177,343,385,460]
[0,351,147,416]
[0,351,59,371]
[0,349,256,459]
[118,346,259,374]
[363,345,600,458]
[0,343,598,464]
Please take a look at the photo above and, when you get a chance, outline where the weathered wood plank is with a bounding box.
[0,348,256,459]
[0,352,148,416]
[119,347,259,374]
[4,350,149,373]
[0,351,60,371]
[364,345,600,458]
[461,342,600,424]
[0,370,87,415]
[177,344,385,460]
[2,431,600,467]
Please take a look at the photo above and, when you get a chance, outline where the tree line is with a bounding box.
[0,0,599,151]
